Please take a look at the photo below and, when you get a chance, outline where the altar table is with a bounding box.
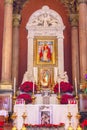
[14,104,78,130]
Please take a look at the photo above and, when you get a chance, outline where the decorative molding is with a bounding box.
[5,0,13,4]
[26,6,65,38]
[69,14,79,27]
[13,14,21,27]
[13,0,79,17]
[78,0,87,4]
[61,0,78,14]
[13,0,29,13]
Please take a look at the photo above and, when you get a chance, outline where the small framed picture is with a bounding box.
[79,94,87,112]
[0,93,12,112]
[39,105,53,124]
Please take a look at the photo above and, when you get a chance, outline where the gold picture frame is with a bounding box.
[38,67,53,88]
[79,94,87,112]
[0,93,12,112]
[34,36,57,66]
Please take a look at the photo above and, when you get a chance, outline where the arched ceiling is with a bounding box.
[13,0,78,15]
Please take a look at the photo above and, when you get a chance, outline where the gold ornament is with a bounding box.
[57,93,61,104]
[21,124,26,130]
[11,112,17,130]
[22,112,27,123]
[67,112,74,130]
[12,125,17,130]
[76,125,82,130]
[31,93,36,104]
[11,112,17,120]
[67,124,74,130]
[76,113,82,130]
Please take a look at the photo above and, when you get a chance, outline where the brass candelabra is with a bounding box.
[76,113,82,130]
[67,112,74,130]
[11,112,17,130]
[21,112,27,130]
[75,94,79,105]
[37,81,41,93]
[32,93,36,104]
[22,112,27,123]
[57,93,61,104]
[13,94,17,105]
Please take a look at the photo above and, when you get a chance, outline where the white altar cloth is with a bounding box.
[0,110,8,117]
[14,104,78,130]
[35,94,57,104]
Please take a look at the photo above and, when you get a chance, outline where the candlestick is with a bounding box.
[13,77,16,95]
[75,77,77,95]
[33,81,34,94]
[58,81,60,94]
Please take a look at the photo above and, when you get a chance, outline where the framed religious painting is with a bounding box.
[38,67,53,89]
[33,36,58,66]
[39,105,53,124]
[0,93,12,112]
[79,94,87,112]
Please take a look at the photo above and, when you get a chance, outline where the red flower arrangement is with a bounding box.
[17,93,32,104]
[81,119,87,129]
[20,81,37,93]
[60,94,74,104]
[54,81,73,93]
[24,123,65,128]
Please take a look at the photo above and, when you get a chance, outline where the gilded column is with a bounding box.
[1,0,13,84]
[70,14,79,85]
[78,0,87,80]
[12,14,21,85]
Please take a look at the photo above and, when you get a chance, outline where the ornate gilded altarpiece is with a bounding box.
[33,36,58,88]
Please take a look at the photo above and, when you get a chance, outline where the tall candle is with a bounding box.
[13,77,16,94]
[57,68,59,76]
[58,81,60,94]
[33,81,34,94]
[75,77,77,95]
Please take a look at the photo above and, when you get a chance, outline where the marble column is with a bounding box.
[12,14,21,85]
[70,14,79,85]
[1,0,13,83]
[78,0,87,80]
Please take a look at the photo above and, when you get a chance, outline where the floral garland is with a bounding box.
[24,123,65,128]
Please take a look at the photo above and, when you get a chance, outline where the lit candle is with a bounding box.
[13,77,16,94]
[75,77,77,95]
